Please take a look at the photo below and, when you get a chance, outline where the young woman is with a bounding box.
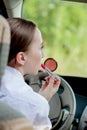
[0,18,61,130]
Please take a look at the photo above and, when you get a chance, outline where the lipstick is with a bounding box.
[41,64,59,80]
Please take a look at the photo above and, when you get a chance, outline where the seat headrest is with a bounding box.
[0,15,10,81]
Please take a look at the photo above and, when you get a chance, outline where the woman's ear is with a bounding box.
[16,52,26,65]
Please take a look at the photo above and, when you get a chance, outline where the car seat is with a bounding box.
[0,15,33,130]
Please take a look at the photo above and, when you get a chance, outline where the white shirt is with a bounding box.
[0,66,52,130]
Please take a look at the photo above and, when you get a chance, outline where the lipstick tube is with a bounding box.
[41,64,59,80]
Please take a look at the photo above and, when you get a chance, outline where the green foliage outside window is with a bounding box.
[22,0,87,77]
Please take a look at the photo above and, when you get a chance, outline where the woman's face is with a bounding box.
[24,27,44,75]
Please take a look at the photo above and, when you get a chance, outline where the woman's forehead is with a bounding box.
[32,27,43,44]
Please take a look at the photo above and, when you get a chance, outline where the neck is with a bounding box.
[8,60,24,76]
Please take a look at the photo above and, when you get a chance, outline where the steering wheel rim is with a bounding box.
[52,76,76,130]
[24,72,76,130]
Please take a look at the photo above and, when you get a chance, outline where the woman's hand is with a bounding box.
[39,75,61,102]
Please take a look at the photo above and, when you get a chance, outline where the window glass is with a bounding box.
[22,0,87,77]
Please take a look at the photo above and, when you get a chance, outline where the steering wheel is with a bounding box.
[24,72,76,130]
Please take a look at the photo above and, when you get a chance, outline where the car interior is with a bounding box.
[0,0,87,130]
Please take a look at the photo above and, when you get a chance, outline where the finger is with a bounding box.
[44,75,50,81]
[54,79,61,88]
[48,76,55,86]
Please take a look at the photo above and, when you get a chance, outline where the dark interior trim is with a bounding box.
[0,0,8,18]
[61,75,87,96]
[62,0,87,3]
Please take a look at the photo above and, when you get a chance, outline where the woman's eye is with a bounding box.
[41,45,44,49]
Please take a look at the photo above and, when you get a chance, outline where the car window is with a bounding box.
[22,0,87,77]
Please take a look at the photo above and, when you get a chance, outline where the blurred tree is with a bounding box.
[22,0,87,76]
